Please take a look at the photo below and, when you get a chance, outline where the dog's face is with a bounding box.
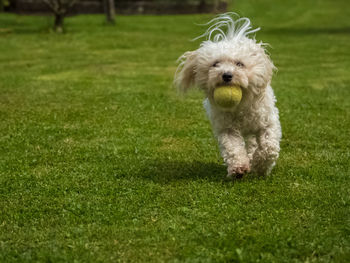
[175,37,274,104]
[176,38,274,100]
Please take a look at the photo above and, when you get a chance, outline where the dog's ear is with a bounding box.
[249,51,276,95]
[260,55,275,87]
[174,51,198,93]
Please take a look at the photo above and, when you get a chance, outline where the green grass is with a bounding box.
[1,0,350,261]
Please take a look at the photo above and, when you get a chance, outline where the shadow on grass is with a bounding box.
[136,159,266,184]
[137,160,226,183]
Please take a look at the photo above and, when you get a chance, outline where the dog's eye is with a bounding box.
[212,61,220,67]
[236,61,245,67]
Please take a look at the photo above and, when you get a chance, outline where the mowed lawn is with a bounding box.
[1,0,350,262]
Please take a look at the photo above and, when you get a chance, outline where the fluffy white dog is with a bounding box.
[175,13,282,179]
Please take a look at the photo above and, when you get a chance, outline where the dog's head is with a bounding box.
[175,14,275,100]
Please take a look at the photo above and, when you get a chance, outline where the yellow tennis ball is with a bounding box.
[213,85,242,109]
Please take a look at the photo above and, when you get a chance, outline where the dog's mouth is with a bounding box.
[208,82,246,103]
[215,82,244,89]
[211,83,241,94]
[208,85,243,112]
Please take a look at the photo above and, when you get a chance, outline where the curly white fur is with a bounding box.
[175,13,282,179]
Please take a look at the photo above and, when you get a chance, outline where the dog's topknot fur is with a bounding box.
[195,12,260,43]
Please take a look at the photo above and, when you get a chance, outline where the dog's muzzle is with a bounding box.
[222,72,233,83]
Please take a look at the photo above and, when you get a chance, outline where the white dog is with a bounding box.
[175,13,282,179]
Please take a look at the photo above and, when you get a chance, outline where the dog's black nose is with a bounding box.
[222,72,233,82]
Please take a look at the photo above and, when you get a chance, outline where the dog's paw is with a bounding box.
[227,161,251,179]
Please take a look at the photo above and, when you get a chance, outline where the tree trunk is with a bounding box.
[104,0,115,24]
[54,13,64,33]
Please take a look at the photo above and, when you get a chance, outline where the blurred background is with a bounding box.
[2,0,228,14]
[1,1,350,262]
[0,0,230,32]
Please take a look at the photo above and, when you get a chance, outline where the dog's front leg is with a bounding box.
[218,129,250,179]
[252,126,281,176]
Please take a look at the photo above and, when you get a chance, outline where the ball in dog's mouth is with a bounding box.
[212,85,242,109]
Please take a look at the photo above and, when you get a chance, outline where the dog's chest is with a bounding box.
[205,98,264,135]
[233,110,261,134]
[211,109,260,135]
